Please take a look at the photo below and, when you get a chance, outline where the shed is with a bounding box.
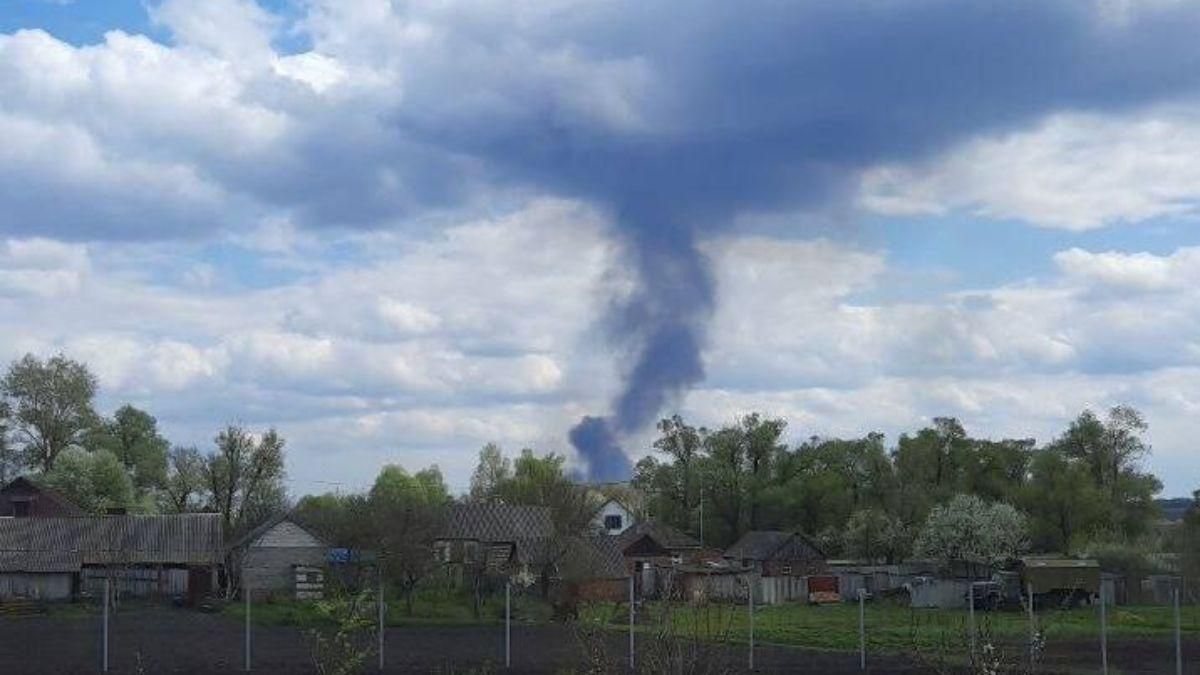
[0,477,84,518]
[0,514,222,601]
[231,514,330,602]
[724,531,826,577]
[1020,557,1100,605]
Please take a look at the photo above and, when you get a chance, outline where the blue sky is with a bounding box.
[2,0,1200,495]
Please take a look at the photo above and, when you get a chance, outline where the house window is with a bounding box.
[782,565,792,575]
[604,515,623,531]
[671,554,683,566]
[434,541,451,562]
[12,500,32,517]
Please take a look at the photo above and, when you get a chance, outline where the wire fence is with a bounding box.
[1,574,1199,674]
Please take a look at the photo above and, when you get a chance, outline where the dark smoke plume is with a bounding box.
[570,224,714,481]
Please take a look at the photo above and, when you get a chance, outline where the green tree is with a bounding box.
[1180,490,1200,586]
[842,508,909,564]
[1022,447,1105,552]
[161,445,207,513]
[1044,407,1162,542]
[89,404,170,493]
[468,442,511,501]
[0,401,18,484]
[2,354,99,472]
[204,425,288,537]
[39,447,136,513]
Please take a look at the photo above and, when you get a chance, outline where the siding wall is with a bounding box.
[0,573,73,600]
[242,520,328,600]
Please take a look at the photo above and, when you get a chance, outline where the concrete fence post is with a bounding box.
[968,582,976,664]
[102,576,110,673]
[378,571,385,672]
[244,577,251,672]
[858,588,866,671]
[628,575,635,672]
[1175,587,1183,675]
[505,581,511,669]
[1027,582,1035,673]
[1099,586,1108,675]
[748,574,755,671]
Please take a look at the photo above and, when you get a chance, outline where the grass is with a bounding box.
[224,586,556,629]
[579,600,1200,655]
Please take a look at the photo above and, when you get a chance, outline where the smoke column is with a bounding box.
[570,219,713,481]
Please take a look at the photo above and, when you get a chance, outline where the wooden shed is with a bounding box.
[231,514,330,602]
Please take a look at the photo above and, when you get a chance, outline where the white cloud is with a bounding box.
[860,107,1200,230]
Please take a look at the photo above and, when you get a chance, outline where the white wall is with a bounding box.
[593,500,634,535]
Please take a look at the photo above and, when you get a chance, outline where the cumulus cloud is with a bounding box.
[860,107,1200,229]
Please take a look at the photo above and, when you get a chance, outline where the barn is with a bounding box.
[724,531,827,577]
[230,513,331,601]
[0,514,223,602]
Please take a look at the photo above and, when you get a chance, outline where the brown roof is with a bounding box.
[0,477,84,517]
[615,520,701,552]
[0,514,224,572]
[439,503,554,543]
[723,531,825,562]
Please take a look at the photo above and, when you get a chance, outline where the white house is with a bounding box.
[592,498,635,535]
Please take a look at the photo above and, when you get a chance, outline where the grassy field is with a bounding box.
[581,600,1200,654]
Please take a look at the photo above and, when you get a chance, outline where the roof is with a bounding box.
[615,520,701,552]
[228,511,329,552]
[578,535,628,579]
[0,477,84,516]
[0,514,224,572]
[439,503,554,543]
[1021,558,1100,569]
[724,531,824,562]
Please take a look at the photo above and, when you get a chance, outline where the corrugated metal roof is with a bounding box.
[439,503,554,542]
[723,530,824,561]
[0,514,223,571]
[615,520,701,552]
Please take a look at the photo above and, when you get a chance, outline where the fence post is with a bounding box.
[748,574,755,671]
[1027,582,1035,673]
[245,577,251,672]
[378,571,385,672]
[102,575,109,673]
[1098,585,1107,675]
[968,582,976,664]
[858,588,866,671]
[1175,587,1183,675]
[629,575,635,672]
[505,581,511,669]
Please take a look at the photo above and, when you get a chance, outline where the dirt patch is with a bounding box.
[0,607,929,674]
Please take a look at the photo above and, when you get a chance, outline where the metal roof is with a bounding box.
[0,514,224,572]
[615,520,701,552]
[723,530,825,562]
[439,503,554,542]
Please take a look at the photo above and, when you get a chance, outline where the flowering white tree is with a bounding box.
[914,494,1029,567]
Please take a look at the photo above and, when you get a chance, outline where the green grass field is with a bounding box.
[580,601,1200,655]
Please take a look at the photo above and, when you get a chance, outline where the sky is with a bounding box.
[1,0,1199,496]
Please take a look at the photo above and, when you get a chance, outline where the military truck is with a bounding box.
[1019,557,1100,609]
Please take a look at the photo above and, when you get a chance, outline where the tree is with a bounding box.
[1180,490,1200,586]
[1022,447,1104,552]
[89,404,170,493]
[1043,407,1161,542]
[2,354,98,472]
[842,508,908,564]
[161,445,207,513]
[468,442,511,501]
[914,494,1028,571]
[38,447,136,513]
[0,401,19,484]
[204,425,288,537]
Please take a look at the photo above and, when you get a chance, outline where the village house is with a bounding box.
[0,477,83,518]
[724,531,827,577]
[591,497,635,535]
[434,502,554,576]
[229,512,332,601]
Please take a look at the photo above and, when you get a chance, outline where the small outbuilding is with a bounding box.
[0,477,84,518]
[724,531,826,577]
[230,513,331,602]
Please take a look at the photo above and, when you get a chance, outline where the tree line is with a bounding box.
[0,354,287,537]
[633,408,1165,562]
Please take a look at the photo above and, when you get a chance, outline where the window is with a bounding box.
[604,514,623,531]
[781,565,792,575]
[12,499,32,517]
[671,554,683,565]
